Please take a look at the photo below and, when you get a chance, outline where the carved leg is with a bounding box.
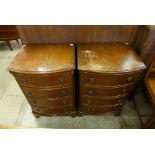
[5,41,13,51]
[16,39,19,44]
[33,113,40,118]
[144,116,155,129]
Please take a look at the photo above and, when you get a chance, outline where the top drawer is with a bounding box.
[13,71,73,88]
[81,71,142,86]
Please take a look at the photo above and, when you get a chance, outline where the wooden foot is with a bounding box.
[33,113,40,118]
[16,39,19,44]
[5,41,13,51]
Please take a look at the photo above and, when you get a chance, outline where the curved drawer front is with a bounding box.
[32,106,72,116]
[82,84,133,97]
[27,96,73,108]
[82,105,121,115]
[14,71,72,88]
[81,71,141,86]
[22,86,73,99]
[82,96,126,107]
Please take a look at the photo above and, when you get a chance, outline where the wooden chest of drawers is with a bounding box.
[78,43,146,116]
[8,44,75,117]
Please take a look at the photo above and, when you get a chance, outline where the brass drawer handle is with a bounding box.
[128,77,133,82]
[32,100,37,104]
[21,78,28,84]
[88,89,93,95]
[64,107,68,113]
[60,90,66,95]
[63,100,66,106]
[27,91,32,96]
[118,99,122,103]
[122,88,126,93]
[89,77,95,83]
[58,78,64,83]
[87,100,91,104]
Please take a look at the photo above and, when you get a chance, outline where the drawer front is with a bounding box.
[81,105,121,115]
[81,71,141,86]
[32,106,72,116]
[27,96,73,108]
[82,84,133,97]
[81,96,126,107]
[22,86,73,99]
[14,71,72,87]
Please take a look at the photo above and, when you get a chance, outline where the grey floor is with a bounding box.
[0,40,153,129]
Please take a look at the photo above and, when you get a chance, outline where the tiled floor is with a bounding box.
[0,40,153,128]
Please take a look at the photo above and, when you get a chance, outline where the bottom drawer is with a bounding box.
[27,96,73,108]
[81,105,122,115]
[32,106,73,116]
[81,96,126,107]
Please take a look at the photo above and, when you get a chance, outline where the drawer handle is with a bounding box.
[87,100,91,104]
[58,78,64,83]
[128,77,133,82]
[88,89,93,95]
[32,99,37,104]
[118,99,122,103]
[64,107,68,113]
[122,88,126,93]
[21,79,28,84]
[27,91,32,96]
[60,90,66,95]
[89,77,95,83]
[63,100,66,106]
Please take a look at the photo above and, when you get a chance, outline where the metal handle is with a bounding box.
[63,100,66,106]
[60,90,66,95]
[22,78,28,84]
[33,100,37,104]
[64,107,68,113]
[128,77,133,82]
[89,77,95,83]
[87,100,91,104]
[27,91,32,96]
[122,88,126,93]
[58,78,64,83]
[88,89,93,95]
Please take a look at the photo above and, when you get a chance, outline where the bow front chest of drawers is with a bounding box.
[78,43,146,116]
[8,44,75,117]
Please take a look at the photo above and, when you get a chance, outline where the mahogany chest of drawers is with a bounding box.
[8,44,75,117]
[78,43,146,116]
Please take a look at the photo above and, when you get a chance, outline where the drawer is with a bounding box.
[22,86,73,99]
[82,84,133,97]
[14,71,73,88]
[27,96,73,108]
[81,105,121,115]
[81,71,141,86]
[81,96,126,107]
[32,106,72,116]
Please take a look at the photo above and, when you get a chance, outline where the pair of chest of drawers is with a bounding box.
[78,44,146,116]
[8,45,76,117]
[8,43,146,117]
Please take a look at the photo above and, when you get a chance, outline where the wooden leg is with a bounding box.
[144,116,155,129]
[33,113,40,118]
[5,41,13,51]
[16,39,19,44]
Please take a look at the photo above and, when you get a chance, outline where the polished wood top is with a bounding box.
[8,44,75,74]
[78,43,146,73]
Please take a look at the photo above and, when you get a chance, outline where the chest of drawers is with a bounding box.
[78,43,146,116]
[8,44,75,117]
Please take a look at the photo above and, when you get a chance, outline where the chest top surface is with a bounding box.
[78,43,146,73]
[8,44,75,74]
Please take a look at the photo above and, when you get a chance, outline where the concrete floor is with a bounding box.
[0,40,153,128]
